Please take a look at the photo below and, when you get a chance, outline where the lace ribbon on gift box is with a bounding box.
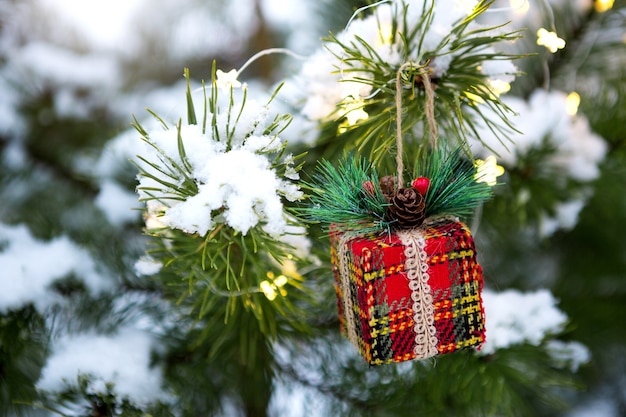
[397,228,439,359]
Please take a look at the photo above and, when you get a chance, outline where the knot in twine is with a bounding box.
[395,62,437,188]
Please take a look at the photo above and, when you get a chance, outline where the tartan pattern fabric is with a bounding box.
[330,217,486,365]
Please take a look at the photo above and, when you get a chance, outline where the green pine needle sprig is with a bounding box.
[301,146,495,234]
[300,156,389,234]
[318,0,524,165]
[416,146,494,219]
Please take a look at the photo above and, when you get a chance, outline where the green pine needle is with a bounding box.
[300,156,389,233]
[302,147,495,234]
[416,146,494,218]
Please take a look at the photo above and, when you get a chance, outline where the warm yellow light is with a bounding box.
[144,202,167,229]
[145,214,166,229]
[565,92,581,116]
[489,79,511,96]
[340,98,369,126]
[260,280,277,301]
[510,0,530,15]
[536,28,566,53]
[475,156,505,186]
[346,107,369,125]
[464,91,485,104]
[595,0,614,12]
[274,275,288,288]
[280,259,302,280]
[260,272,289,301]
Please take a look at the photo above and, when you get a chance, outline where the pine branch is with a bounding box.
[312,0,523,167]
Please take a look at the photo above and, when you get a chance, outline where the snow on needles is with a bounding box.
[470,89,608,235]
[136,89,303,237]
[0,223,112,313]
[482,288,590,370]
[481,288,568,354]
[471,89,607,178]
[37,327,168,407]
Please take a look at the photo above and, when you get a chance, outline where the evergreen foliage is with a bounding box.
[301,146,494,233]
[316,0,523,166]
[1,0,625,416]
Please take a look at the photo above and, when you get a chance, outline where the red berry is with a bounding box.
[411,177,430,196]
[362,180,375,195]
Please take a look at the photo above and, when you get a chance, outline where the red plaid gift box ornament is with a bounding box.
[330,217,486,365]
[303,147,502,365]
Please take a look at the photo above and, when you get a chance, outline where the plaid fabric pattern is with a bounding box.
[330,218,486,365]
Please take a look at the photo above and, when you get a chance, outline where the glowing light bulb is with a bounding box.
[595,0,614,12]
[215,69,242,91]
[489,79,511,96]
[565,92,581,116]
[144,201,167,229]
[339,97,369,126]
[510,0,530,15]
[260,280,277,301]
[464,91,485,104]
[260,271,289,301]
[274,275,288,288]
[474,156,505,186]
[537,28,566,53]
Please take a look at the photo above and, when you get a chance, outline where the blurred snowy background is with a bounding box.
[1,0,625,416]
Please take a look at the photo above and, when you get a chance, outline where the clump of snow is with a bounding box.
[481,288,569,354]
[9,42,121,92]
[136,88,303,237]
[539,198,588,236]
[546,339,591,372]
[36,327,169,407]
[134,255,163,276]
[470,89,608,235]
[95,180,142,226]
[0,223,112,313]
[471,89,607,177]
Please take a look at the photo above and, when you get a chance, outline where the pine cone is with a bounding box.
[387,187,426,229]
[379,175,396,202]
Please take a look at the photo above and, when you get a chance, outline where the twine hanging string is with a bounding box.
[395,62,438,188]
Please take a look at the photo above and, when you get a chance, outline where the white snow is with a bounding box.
[539,198,587,237]
[5,41,122,120]
[0,223,112,313]
[481,288,569,354]
[36,327,168,407]
[35,0,145,53]
[136,87,303,237]
[545,339,590,372]
[134,256,163,276]
[95,180,142,226]
[470,89,608,234]
[9,42,121,91]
